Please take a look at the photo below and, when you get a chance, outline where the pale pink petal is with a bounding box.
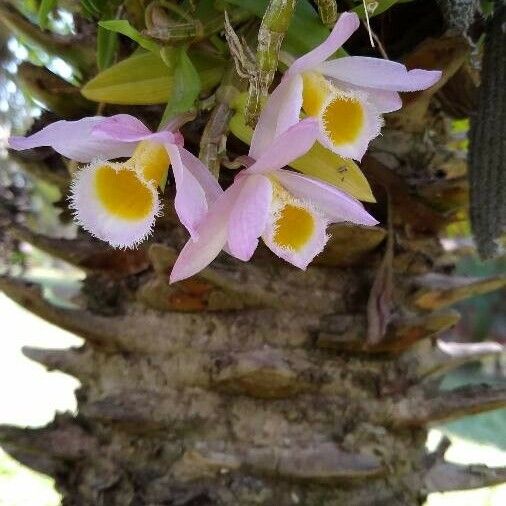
[92,114,178,145]
[162,112,195,133]
[178,147,223,204]
[166,144,208,240]
[328,79,402,113]
[8,116,137,162]
[235,155,255,168]
[286,12,360,77]
[169,182,243,283]
[228,175,272,261]
[319,57,442,91]
[247,119,318,174]
[170,131,185,147]
[364,89,402,113]
[91,114,151,139]
[275,169,378,225]
[249,74,303,159]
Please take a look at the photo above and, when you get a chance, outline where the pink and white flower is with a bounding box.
[170,118,378,283]
[252,11,442,162]
[9,114,222,248]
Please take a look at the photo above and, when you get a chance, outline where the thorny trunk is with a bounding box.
[1,1,506,505]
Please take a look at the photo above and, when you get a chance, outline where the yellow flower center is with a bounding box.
[302,72,333,117]
[131,140,170,187]
[302,71,365,147]
[94,165,154,220]
[321,93,364,146]
[274,203,315,251]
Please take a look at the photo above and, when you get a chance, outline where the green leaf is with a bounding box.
[189,50,226,90]
[99,19,159,52]
[82,48,223,105]
[82,51,174,104]
[38,0,57,29]
[96,25,118,71]
[159,47,201,127]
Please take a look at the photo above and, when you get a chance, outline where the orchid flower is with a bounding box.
[252,11,442,162]
[170,118,378,283]
[9,115,222,248]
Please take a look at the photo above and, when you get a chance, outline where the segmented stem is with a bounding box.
[315,0,337,27]
[245,0,297,126]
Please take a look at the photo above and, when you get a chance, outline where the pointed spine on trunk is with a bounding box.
[9,223,149,275]
[22,346,93,379]
[0,416,97,476]
[0,276,122,349]
[81,389,222,433]
[315,225,387,267]
[408,339,504,379]
[173,441,384,483]
[390,384,506,427]
[411,273,506,310]
[210,348,328,398]
[317,310,460,354]
[425,461,506,493]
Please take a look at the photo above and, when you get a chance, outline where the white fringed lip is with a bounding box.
[69,161,161,249]
[261,190,330,270]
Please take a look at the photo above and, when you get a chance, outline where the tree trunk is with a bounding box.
[1,1,506,505]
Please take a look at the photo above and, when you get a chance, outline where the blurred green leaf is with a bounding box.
[38,0,57,29]
[96,25,118,71]
[481,0,495,16]
[159,47,201,127]
[22,0,40,16]
[80,0,102,18]
[0,4,94,74]
[99,19,160,52]
[80,0,121,19]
